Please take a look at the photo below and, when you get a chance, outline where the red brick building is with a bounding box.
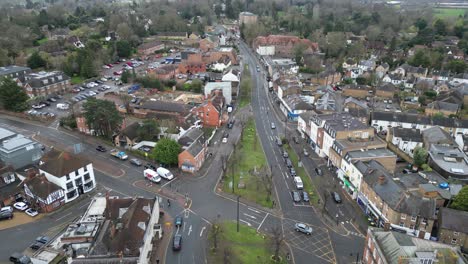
[193,90,226,127]
[178,53,206,74]
[200,38,217,52]
[147,64,179,80]
[138,41,165,59]
[178,128,207,173]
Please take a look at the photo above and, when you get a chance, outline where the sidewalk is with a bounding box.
[151,210,174,264]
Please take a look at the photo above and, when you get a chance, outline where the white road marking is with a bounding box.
[188,225,192,236]
[55,212,72,222]
[161,179,176,188]
[240,219,252,227]
[257,213,269,232]
[243,213,257,219]
[247,207,261,214]
[200,226,206,237]
[183,222,186,232]
[184,209,190,218]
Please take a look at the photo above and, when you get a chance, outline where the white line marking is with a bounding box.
[161,179,176,188]
[79,202,90,209]
[200,226,206,237]
[257,213,269,232]
[188,225,192,236]
[184,209,190,218]
[240,219,252,227]
[121,164,130,169]
[55,212,72,222]
[247,207,261,214]
[243,213,257,219]
[183,222,186,232]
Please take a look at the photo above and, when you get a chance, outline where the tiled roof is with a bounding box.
[439,207,468,234]
[39,149,90,177]
[392,128,422,142]
[253,35,319,52]
[140,100,187,113]
[24,175,61,200]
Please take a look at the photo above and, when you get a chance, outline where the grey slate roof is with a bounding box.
[427,101,460,112]
[422,126,455,146]
[25,71,70,88]
[0,65,31,79]
[140,100,187,113]
[178,128,204,147]
[377,83,396,92]
[439,207,468,234]
[186,140,204,157]
[372,111,468,128]
[392,128,422,142]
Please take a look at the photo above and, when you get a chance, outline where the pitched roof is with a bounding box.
[39,149,90,177]
[253,35,319,52]
[439,207,468,234]
[392,128,422,142]
[377,83,396,92]
[427,101,460,112]
[186,140,204,156]
[178,128,204,147]
[120,122,140,140]
[140,100,187,113]
[372,111,468,128]
[422,126,455,146]
[24,175,61,200]
[138,41,163,51]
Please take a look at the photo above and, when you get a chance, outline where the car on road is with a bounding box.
[271,122,276,129]
[227,120,235,129]
[157,167,174,180]
[315,168,322,176]
[96,145,107,152]
[303,148,309,157]
[290,168,297,177]
[25,208,38,217]
[293,177,303,190]
[144,169,161,183]
[13,202,28,211]
[174,216,183,227]
[302,192,310,202]
[130,158,142,166]
[293,136,299,144]
[0,210,13,221]
[332,191,342,203]
[291,191,301,202]
[9,252,31,264]
[285,158,292,168]
[294,223,312,235]
[36,236,50,244]
[276,137,283,146]
[282,151,289,158]
[222,133,229,143]
[173,234,182,251]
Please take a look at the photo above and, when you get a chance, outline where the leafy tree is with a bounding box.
[116,40,132,58]
[413,147,428,167]
[409,50,430,68]
[82,98,122,138]
[137,76,162,89]
[414,18,427,30]
[137,120,160,141]
[152,138,181,165]
[447,60,467,74]
[121,70,130,83]
[293,43,307,66]
[434,19,447,36]
[27,51,46,69]
[80,56,96,78]
[450,185,468,211]
[433,112,445,119]
[191,79,203,93]
[0,78,29,112]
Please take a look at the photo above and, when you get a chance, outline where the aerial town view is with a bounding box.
[0,0,468,263]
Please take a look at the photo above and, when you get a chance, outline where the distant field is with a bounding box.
[434,8,467,18]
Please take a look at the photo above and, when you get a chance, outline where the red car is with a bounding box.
[107,64,113,68]
[113,71,121,76]
[126,62,133,66]
[113,61,120,65]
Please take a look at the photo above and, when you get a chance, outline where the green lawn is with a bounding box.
[208,221,286,264]
[284,144,320,205]
[434,8,467,18]
[222,118,273,208]
[37,38,48,45]
[239,65,252,108]
[71,76,85,85]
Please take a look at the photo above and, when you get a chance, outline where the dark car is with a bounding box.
[227,120,235,129]
[332,192,342,203]
[40,101,51,106]
[290,168,297,177]
[293,136,299,144]
[9,252,31,264]
[402,168,410,174]
[30,241,45,250]
[0,210,13,220]
[291,191,301,202]
[315,168,322,176]
[302,191,310,202]
[282,151,289,159]
[286,158,292,168]
[96,145,106,152]
[36,236,50,244]
[174,216,183,227]
[173,234,182,251]
[144,163,157,171]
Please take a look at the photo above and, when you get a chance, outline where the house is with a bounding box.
[431,70,451,82]
[178,128,207,172]
[375,63,389,79]
[0,165,20,207]
[387,128,423,158]
[0,65,32,83]
[358,59,376,72]
[204,82,232,105]
[438,208,468,249]
[39,149,96,203]
[210,55,232,72]
[0,127,43,169]
[23,173,65,212]
[425,101,460,117]
[138,41,165,58]
[427,144,468,179]
[310,69,341,86]
[135,100,188,124]
[114,122,140,148]
[222,69,240,85]
[358,160,436,238]
[279,94,314,121]
[375,83,396,99]
[363,227,466,264]
[24,71,71,97]
[252,35,319,58]
[422,126,456,149]
[382,73,404,85]
[315,91,337,113]
[66,36,85,49]
[178,53,206,74]
[200,38,217,52]
[343,97,370,123]
[342,59,357,71]
[148,64,179,80]
[239,12,258,25]
[193,90,226,127]
[395,64,428,78]
[452,73,468,85]
[342,84,371,99]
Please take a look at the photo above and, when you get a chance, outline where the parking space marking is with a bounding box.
[257,213,269,231]
[240,219,252,226]
[243,213,257,220]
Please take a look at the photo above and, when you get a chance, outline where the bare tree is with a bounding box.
[220,154,228,178]
[223,247,231,264]
[210,219,221,252]
[259,166,273,203]
[120,94,132,114]
[270,225,284,262]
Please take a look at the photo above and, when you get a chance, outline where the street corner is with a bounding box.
[93,161,126,178]
[0,211,45,231]
[133,179,161,193]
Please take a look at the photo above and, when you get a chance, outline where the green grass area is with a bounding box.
[208,221,286,264]
[37,38,48,45]
[239,65,252,108]
[434,8,467,18]
[222,118,273,208]
[71,76,85,85]
[284,144,320,205]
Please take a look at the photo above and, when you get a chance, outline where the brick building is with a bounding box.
[438,207,468,249]
[252,35,319,57]
[178,128,207,173]
[138,41,165,59]
[24,71,71,97]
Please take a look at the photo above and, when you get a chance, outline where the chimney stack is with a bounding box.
[383,222,390,231]
[378,175,386,185]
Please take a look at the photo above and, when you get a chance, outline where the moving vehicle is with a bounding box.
[294,223,312,235]
[173,234,182,251]
[291,191,301,202]
[110,149,128,160]
[130,158,142,166]
[293,177,303,190]
[332,191,342,203]
[144,169,161,183]
[157,167,174,180]
[174,216,183,227]
[271,122,276,129]
[13,202,28,211]
[276,137,283,146]
[96,146,107,152]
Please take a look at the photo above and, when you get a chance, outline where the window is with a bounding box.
[66,175,70,181]
[373,248,377,259]
[454,232,459,236]
[411,215,417,222]
[401,214,406,220]
[75,170,80,176]
[451,238,457,244]
[409,224,414,229]
[422,218,427,224]
[399,222,405,227]
[66,182,74,190]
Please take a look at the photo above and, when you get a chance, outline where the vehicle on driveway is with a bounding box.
[130,158,142,166]
[25,208,38,217]
[291,191,301,202]
[96,145,107,152]
[144,169,161,183]
[0,210,13,220]
[110,149,128,160]
[332,191,342,203]
[157,167,174,180]
[13,202,28,211]
[294,223,312,235]
[174,216,183,227]
[173,234,182,251]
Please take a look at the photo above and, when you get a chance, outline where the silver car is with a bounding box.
[130,158,142,166]
[294,223,312,235]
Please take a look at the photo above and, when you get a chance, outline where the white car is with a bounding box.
[13,202,28,211]
[0,206,13,213]
[156,167,174,180]
[25,208,39,217]
[102,65,110,69]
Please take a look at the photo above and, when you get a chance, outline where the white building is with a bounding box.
[256,45,275,56]
[39,149,96,203]
[390,128,423,158]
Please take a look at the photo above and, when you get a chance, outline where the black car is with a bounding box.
[30,241,45,250]
[227,120,235,129]
[36,236,50,244]
[144,163,157,171]
[96,145,107,152]
[291,191,301,202]
[173,234,182,251]
[332,191,342,203]
[302,191,310,202]
[40,101,50,106]
[95,80,103,84]
[174,216,183,227]
[315,168,322,176]
[290,168,297,177]
[0,210,13,220]
[9,253,31,264]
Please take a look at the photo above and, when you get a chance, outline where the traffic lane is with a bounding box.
[329,231,364,264]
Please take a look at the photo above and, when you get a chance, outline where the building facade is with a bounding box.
[24,71,71,97]
[0,128,43,169]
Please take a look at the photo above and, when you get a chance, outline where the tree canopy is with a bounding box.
[82,98,122,138]
[450,185,468,211]
[0,78,29,112]
[27,51,46,69]
[413,147,428,167]
[137,120,160,141]
[152,138,181,165]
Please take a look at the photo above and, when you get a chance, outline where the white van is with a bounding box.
[157,167,174,180]
[293,177,303,190]
[56,103,69,110]
[144,169,161,183]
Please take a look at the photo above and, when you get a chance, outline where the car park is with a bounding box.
[130,158,142,166]
[291,191,301,202]
[302,192,310,202]
[96,145,107,152]
[25,208,38,217]
[13,202,28,211]
[174,216,183,227]
[294,223,312,235]
[173,234,182,251]
[332,191,342,203]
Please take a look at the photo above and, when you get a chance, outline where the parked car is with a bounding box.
[303,148,309,157]
[291,191,301,202]
[271,122,276,129]
[0,210,13,221]
[9,253,31,264]
[25,208,38,217]
[290,168,297,177]
[144,163,157,171]
[222,133,229,143]
[302,192,310,202]
[157,167,174,180]
[286,158,292,168]
[174,216,183,227]
[13,202,28,211]
[282,151,289,159]
[294,223,312,235]
[173,234,182,251]
[227,120,235,129]
[276,137,283,146]
[30,240,45,250]
[293,136,299,144]
[0,206,13,213]
[315,168,322,176]
[96,145,107,152]
[130,158,142,166]
[293,177,303,190]
[332,191,342,203]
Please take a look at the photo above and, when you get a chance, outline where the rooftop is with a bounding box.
[0,128,39,154]
[392,128,422,142]
[345,148,396,161]
[0,65,31,76]
[428,145,468,176]
[334,136,386,152]
[439,207,468,234]
[39,149,90,177]
[372,111,468,129]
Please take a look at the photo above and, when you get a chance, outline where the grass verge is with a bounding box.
[71,76,85,85]
[284,144,320,205]
[222,118,273,208]
[208,221,286,264]
[37,37,48,45]
[239,65,252,108]
[434,8,467,18]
